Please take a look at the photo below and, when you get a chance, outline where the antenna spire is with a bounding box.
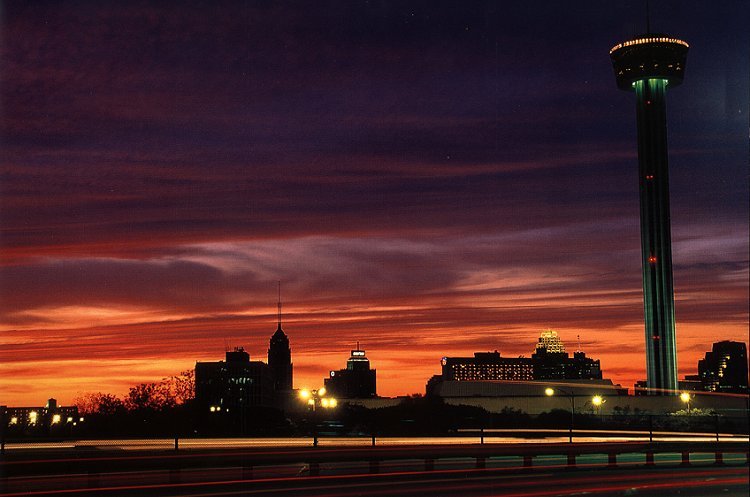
[577,334,581,352]
[277,281,282,330]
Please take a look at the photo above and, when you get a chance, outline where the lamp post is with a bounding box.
[679,391,692,415]
[545,387,575,443]
[591,395,606,423]
[299,388,337,447]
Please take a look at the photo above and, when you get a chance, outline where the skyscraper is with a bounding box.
[535,329,566,354]
[324,345,377,398]
[195,347,274,410]
[268,285,293,392]
[610,34,689,394]
[697,341,748,394]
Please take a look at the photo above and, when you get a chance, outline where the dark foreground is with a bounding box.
[1,440,748,496]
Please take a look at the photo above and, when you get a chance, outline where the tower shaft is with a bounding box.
[634,79,678,393]
[611,34,687,395]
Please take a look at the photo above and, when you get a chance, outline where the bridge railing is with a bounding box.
[1,412,748,453]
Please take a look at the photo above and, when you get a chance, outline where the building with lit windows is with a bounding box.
[535,330,566,354]
[531,330,602,381]
[695,341,748,394]
[324,346,377,398]
[427,331,603,396]
[441,351,534,382]
[195,347,274,411]
[195,292,296,413]
[610,34,689,394]
[1,398,80,431]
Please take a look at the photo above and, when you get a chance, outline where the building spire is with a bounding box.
[277,280,282,330]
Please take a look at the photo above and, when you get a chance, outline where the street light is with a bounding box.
[298,387,337,446]
[298,388,337,412]
[545,387,575,443]
[591,395,606,421]
[680,392,692,415]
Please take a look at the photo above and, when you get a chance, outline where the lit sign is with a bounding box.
[352,351,365,356]
[330,371,336,377]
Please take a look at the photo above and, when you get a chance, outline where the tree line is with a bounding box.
[73,370,195,415]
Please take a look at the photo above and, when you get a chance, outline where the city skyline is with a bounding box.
[1,1,748,406]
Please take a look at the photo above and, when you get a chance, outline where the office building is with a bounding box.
[532,330,602,380]
[428,331,602,397]
[195,347,274,411]
[441,351,533,382]
[535,329,566,354]
[696,341,748,394]
[2,398,80,430]
[324,345,377,398]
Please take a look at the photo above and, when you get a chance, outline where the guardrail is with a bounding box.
[3,425,749,454]
[2,440,748,480]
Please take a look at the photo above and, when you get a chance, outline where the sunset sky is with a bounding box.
[1,1,747,406]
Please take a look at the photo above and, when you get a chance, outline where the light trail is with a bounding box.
[4,432,748,452]
[0,464,745,497]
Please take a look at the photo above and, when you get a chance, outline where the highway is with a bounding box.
[1,456,747,496]
[2,438,748,496]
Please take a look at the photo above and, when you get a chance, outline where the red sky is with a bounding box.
[1,1,747,406]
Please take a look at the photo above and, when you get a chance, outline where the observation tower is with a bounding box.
[610,34,689,394]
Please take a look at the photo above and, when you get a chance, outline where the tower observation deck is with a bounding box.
[610,35,689,395]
